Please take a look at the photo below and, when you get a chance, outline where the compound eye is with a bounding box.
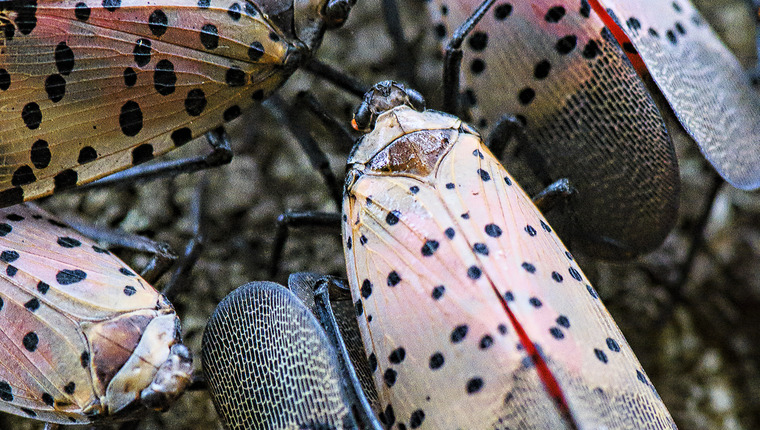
[323,0,353,29]
[352,103,373,132]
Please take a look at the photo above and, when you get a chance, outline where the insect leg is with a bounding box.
[295,91,356,151]
[633,169,724,325]
[485,114,529,159]
[111,184,207,430]
[303,59,369,98]
[77,128,233,191]
[63,217,176,284]
[668,171,724,299]
[270,211,342,277]
[307,275,383,430]
[162,176,208,300]
[531,178,577,213]
[487,114,557,188]
[266,96,343,210]
[381,0,417,86]
[442,0,497,114]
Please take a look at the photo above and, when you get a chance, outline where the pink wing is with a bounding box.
[427,0,679,259]
[0,203,165,423]
[0,204,161,317]
[0,283,94,424]
[342,107,676,428]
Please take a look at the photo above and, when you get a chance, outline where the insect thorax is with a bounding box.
[347,106,480,183]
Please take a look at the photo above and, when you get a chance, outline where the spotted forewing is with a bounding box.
[342,102,676,428]
[0,0,295,207]
[431,0,760,190]
[428,0,681,260]
[0,203,186,424]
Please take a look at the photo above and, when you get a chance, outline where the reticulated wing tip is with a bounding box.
[601,0,760,190]
[202,281,353,430]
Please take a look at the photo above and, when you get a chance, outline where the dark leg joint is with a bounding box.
[203,127,234,166]
[78,128,233,191]
[486,114,528,158]
[140,249,177,285]
[270,211,342,277]
[187,374,208,391]
[532,178,576,213]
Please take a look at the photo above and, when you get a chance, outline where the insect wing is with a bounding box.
[287,272,383,428]
[0,0,293,206]
[436,131,676,428]
[344,155,558,427]
[0,204,161,317]
[595,0,760,190]
[0,277,94,424]
[427,0,679,259]
[202,281,356,430]
[342,108,676,428]
[0,203,174,423]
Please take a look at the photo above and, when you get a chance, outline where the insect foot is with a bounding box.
[140,344,194,412]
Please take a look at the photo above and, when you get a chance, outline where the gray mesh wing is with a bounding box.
[202,281,356,430]
[288,273,382,429]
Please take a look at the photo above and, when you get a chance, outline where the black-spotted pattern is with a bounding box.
[0,204,185,424]
[593,0,760,190]
[342,104,676,428]
[0,0,304,207]
[428,0,680,260]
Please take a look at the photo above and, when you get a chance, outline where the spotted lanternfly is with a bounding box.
[427,0,680,260]
[0,203,192,425]
[0,0,353,207]
[342,81,676,428]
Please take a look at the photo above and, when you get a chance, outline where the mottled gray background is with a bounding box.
[3,0,759,428]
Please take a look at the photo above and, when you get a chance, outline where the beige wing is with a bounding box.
[0,0,292,206]
[436,133,677,428]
